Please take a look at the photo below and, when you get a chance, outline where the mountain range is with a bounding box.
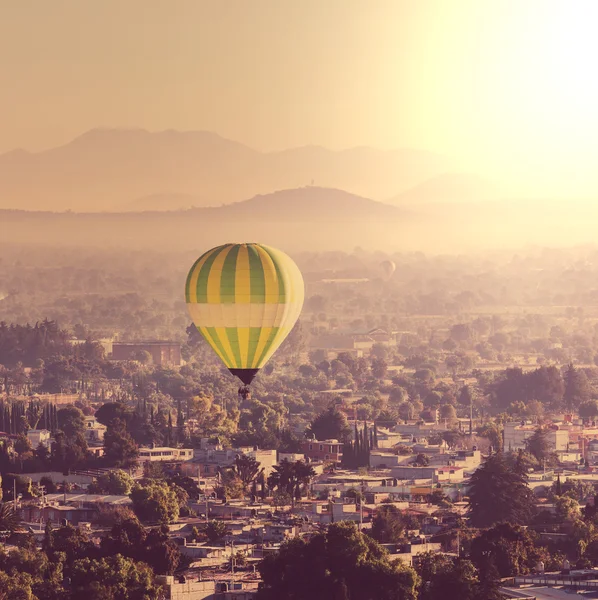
[0,128,454,211]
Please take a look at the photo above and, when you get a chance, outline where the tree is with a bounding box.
[412,453,430,467]
[555,495,580,521]
[204,520,228,544]
[579,400,598,419]
[371,358,388,380]
[257,521,419,600]
[268,460,315,498]
[101,516,182,575]
[69,554,163,599]
[525,427,551,464]
[439,404,457,423]
[272,490,292,511]
[231,454,262,490]
[95,403,133,428]
[0,503,21,532]
[467,453,534,527]
[416,553,497,600]
[561,478,595,502]
[470,523,544,577]
[90,470,134,496]
[0,571,36,600]
[44,523,96,563]
[563,363,591,410]
[56,405,86,439]
[476,423,502,452]
[306,406,351,441]
[130,480,180,524]
[370,505,416,544]
[103,418,139,467]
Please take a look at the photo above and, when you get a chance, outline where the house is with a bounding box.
[191,448,277,477]
[111,341,182,367]
[84,416,107,444]
[27,429,51,449]
[156,577,217,600]
[302,439,343,463]
[504,422,569,452]
[20,493,131,525]
[365,328,396,346]
[138,447,194,463]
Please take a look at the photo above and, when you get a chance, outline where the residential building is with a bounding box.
[27,429,51,449]
[191,448,277,477]
[84,416,107,444]
[138,447,194,463]
[111,341,182,367]
[20,493,131,526]
[302,439,343,462]
[278,452,305,463]
[504,422,569,452]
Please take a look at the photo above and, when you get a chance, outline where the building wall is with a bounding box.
[27,430,51,448]
[138,447,193,462]
[158,577,216,600]
[111,342,181,367]
[504,423,569,452]
[302,440,343,462]
[390,466,439,481]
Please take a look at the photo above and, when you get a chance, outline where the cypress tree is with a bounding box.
[373,422,379,449]
[166,412,173,446]
[362,421,369,462]
[177,399,185,444]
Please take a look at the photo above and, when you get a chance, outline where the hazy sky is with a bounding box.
[2,0,598,197]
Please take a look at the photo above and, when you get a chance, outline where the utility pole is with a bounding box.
[231,540,235,584]
[359,480,364,531]
[469,390,473,437]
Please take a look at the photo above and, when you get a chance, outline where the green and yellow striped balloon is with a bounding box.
[185,243,304,385]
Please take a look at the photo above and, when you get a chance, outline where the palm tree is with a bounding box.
[0,503,22,532]
[231,455,262,491]
[268,460,316,504]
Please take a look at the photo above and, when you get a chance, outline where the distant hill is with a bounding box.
[0,128,452,211]
[2,187,598,253]
[123,192,203,212]
[388,173,503,206]
[0,186,415,252]
[211,187,401,220]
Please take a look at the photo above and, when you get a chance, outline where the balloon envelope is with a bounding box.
[379,260,396,279]
[185,243,304,384]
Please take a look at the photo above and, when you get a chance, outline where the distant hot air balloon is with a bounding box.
[379,260,396,280]
[185,243,304,386]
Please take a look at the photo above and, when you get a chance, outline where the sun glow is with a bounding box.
[467,1,598,194]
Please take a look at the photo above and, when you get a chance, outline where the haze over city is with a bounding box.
[2,2,598,599]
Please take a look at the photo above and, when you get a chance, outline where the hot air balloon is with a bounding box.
[379,260,396,280]
[185,243,304,388]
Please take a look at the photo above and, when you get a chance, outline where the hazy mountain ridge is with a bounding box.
[0,186,414,252]
[388,173,504,206]
[0,185,596,253]
[0,128,452,211]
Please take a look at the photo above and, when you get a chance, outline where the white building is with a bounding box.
[84,416,107,444]
[503,422,569,453]
[27,429,51,449]
[138,447,194,462]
